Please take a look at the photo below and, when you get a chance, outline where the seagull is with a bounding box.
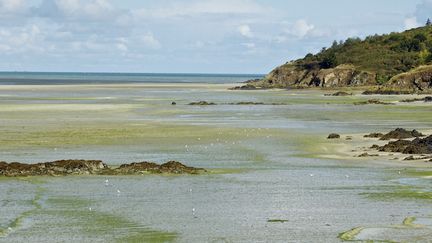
[89,207,92,211]
[345,175,350,178]
[105,179,109,186]
[192,208,197,218]
[309,174,314,177]
[189,188,193,193]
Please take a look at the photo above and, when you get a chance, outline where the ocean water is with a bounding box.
[0,72,263,85]
[0,77,432,242]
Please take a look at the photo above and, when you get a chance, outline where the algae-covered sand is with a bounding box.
[1,83,432,242]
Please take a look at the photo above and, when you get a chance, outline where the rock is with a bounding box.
[358,153,379,157]
[171,102,177,105]
[188,101,216,106]
[0,160,107,177]
[346,136,353,140]
[425,96,432,102]
[115,161,206,175]
[364,133,384,138]
[378,135,432,154]
[362,89,413,95]
[0,160,206,177]
[404,156,416,161]
[379,128,424,140]
[383,65,432,93]
[370,144,380,149]
[229,84,258,90]
[324,91,353,96]
[232,102,265,105]
[327,133,340,139]
[354,99,393,105]
[252,64,376,89]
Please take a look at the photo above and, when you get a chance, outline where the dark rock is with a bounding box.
[354,99,393,105]
[0,160,206,177]
[362,89,413,95]
[171,102,177,105]
[404,156,416,161]
[364,133,384,138]
[370,144,380,149]
[358,153,379,157]
[188,101,216,106]
[0,160,107,177]
[324,91,353,96]
[232,102,265,105]
[229,84,258,90]
[425,96,432,102]
[378,135,432,154]
[115,161,206,175]
[379,128,424,140]
[327,133,340,139]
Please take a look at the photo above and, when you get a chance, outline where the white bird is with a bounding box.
[105,179,109,186]
[89,207,92,211]
[345,175,350,178]
[398,171,401,175]
[192,208,196,218]
[189,188,193,193]
[309,174,314,177]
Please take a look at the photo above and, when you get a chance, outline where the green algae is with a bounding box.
[44,196,177,242]
[361,187,432,201]
[267,219,289,223]
[338,227,364,241]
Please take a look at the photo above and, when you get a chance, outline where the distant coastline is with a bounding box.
[0,72,264,85]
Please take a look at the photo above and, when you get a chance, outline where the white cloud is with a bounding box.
[141,33,161,49]
[238,24,253,38]
[404,17,420,30]
[0,0,25,13]
[132,0,268,19]
[242,42,255,48]
[289,19,315,38]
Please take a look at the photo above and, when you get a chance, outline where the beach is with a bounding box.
[1,82,432,242]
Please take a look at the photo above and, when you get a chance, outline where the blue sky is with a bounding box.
[0,0,429,73]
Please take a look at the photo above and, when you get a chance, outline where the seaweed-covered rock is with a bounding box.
[327,133,340,139]
[354,99,393,105]
[115,161,206,175]
[188,101,216,106]
[324,91,353,96]
[0,160,206,177]
[0,160,107,177]
[364,133,384,138]
[379,128,424,140]
[378,135,432,154]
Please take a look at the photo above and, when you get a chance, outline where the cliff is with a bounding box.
[238,26,432,93]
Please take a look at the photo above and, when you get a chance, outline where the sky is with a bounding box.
[0,0,430,74]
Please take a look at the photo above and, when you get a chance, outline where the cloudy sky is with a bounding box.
[0,0,430,73]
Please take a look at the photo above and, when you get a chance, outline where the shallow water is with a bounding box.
[1,83,432,242]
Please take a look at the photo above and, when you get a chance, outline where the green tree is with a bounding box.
[427,18,432,26]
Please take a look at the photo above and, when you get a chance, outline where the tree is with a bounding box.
[427,18,432,26]
[320,53,338,69]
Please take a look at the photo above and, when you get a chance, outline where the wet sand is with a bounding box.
[0,83,431,242]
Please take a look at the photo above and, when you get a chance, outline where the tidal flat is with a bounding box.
[1,83,432,242]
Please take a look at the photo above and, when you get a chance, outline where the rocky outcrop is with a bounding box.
[188,101,216,106]
[379,128,424,140]
[324,91,353,96]
[240,64,376,89]
[327,133,341,139]
[0,160,107,177]
[0,160,205,177]
[384,65,432,93]
[114,161,205,175]
[378,135,432,154]
[364,133,384,138]
[353,99,393,105]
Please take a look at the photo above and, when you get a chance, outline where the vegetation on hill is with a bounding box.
[299,26,432,84]
[240,24,432,92]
